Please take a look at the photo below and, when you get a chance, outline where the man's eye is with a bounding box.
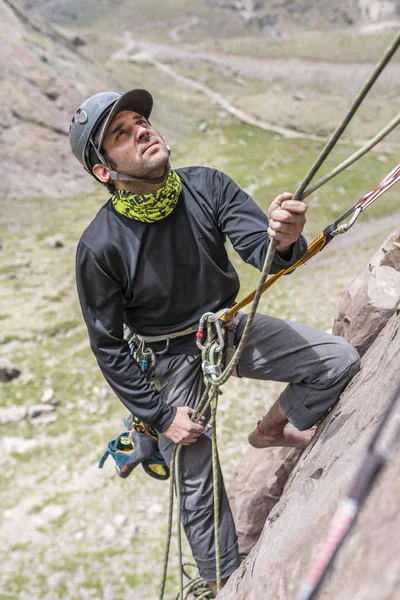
[116,130,125,139]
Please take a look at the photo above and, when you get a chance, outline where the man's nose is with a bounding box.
[136,125,150,143]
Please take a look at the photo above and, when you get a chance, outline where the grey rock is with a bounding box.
[198,121,208,133]
[218,310,400,600]
[71,35,86,48]
[48,572,68,589]
[114,513,129,528]
[41,387,58,405]
[30,413,58,426]
[92,386,108,401]
[333,230,400,356]
[28,404,56,419]
[228,447,301,554]
[45,236,64,249]
[0,358,21,382]
[0,406,27,424]
[3,436,38,454]
[101,523,117,543]
[41,504,66,521]
[147,503,163,519]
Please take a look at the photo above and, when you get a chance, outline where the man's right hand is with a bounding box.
[162,406,205,445]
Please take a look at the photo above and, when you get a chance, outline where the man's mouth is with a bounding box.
[141,140,159,155]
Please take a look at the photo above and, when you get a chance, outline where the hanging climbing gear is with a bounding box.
[98,417,170,481]
[295,381,400,600]
[125,323,200,370]
[159,31,400,600]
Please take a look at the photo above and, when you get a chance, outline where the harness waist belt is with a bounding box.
[134,323,199,344]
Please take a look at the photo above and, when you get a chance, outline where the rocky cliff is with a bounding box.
[0,0,116,198]
[219,304,400,598]
[333,229,400,356]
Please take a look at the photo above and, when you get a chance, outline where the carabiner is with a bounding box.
[334,206,362,234]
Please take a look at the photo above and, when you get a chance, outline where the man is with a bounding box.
[70,88,360,595]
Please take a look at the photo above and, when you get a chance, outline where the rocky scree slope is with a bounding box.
[32,0,400,32]
[0,0,118,198]
[207,0,400,33]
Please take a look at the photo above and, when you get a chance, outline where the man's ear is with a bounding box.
[92,163,111,183]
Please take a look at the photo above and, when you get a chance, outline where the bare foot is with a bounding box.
[248,423,317,449]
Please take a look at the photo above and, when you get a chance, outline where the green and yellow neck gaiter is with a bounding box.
[111,169,182,223]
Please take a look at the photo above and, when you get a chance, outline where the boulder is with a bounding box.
[217,308,400,600]
[0,358,21,382]
[27,404,56,419]
[228,447,301,554]
[41,387,58,405]
[333,229,400,356]
[0,406,27,424]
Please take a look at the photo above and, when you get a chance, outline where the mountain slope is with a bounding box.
[0,0,119,198]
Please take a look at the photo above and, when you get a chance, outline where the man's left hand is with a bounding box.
[267,192,307,255]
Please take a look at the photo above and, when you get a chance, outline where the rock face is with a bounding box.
[0,0,113,198]
[228,447,301,554]
[217,308,400,599]
[333,229,400,356]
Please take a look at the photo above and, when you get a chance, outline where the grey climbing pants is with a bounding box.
[151,312,361,581]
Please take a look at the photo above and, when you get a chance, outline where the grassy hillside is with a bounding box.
[1,1,399,598]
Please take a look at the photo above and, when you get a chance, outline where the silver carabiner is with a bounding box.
[334,206,362,234]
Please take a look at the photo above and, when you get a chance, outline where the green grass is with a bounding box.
[195,29,400,63]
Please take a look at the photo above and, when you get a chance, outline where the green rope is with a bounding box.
[294,31,400,201]
[159,445,177,600]
[302,111,400,200]
[175,446,184,600]
[211,389,221,593]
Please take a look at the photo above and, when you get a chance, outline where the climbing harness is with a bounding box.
[124,324,200,370]
[295,381,400,600]
[159,31,400,600]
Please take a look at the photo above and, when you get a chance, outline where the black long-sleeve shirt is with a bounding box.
[76,166,307,432]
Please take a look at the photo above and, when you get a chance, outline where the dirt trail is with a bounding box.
[111,32,400,150]
[121,35,400,96]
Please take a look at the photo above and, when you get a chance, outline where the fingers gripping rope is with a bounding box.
[224,160,400,321]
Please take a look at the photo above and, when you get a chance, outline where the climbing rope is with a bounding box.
[295,381,400,600]
[221,161,400,322]
[158,31,400,599]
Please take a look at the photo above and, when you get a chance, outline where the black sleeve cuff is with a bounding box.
[271,234,308,273]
